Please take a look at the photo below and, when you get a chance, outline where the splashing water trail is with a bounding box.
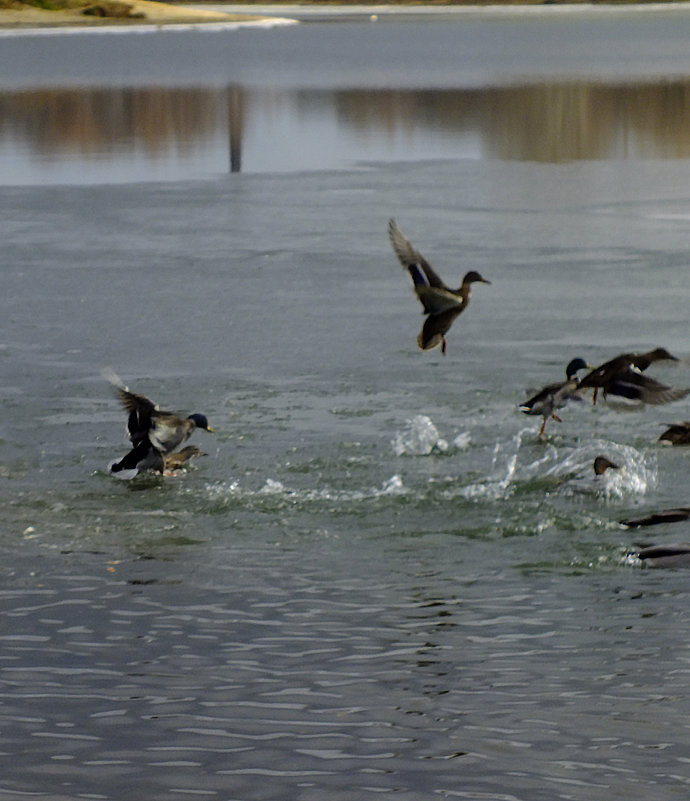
[392,414,449,456]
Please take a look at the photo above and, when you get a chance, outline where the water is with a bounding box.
[2,9,690,800]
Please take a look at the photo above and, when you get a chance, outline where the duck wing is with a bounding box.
[578,354,631,389]
[388,219,449,291]
[109,439,165,479]
[606,371,689,405]
[520,380,565,412]
[103,367,159,443]
[520,378,582,417]
[415,286,464,316]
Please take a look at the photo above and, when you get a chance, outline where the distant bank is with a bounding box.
[0,0,280,29]
[182,0,690,5]
[1,0,688,31]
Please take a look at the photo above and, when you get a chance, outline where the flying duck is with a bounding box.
[578,347,686,405]
[388,219,490,354]
[104,368,213,478]
[519,357,590,438]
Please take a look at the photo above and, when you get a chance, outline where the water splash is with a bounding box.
[542,440,656,499]
[381,474,406,495]
[460,428,532,500]
[259,478,287,495]
[392,415,450,456]
[449,428,655,504]
[453,431,472,450]
[203,473,409,510]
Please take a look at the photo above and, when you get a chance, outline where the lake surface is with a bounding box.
[1,8,690,801]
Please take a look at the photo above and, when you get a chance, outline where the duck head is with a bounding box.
[187,413,214,432]
[462,270,491,286]
[647,347,678,362]
[565,357,591,379]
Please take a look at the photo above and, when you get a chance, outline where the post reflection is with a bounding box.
[227,85,244,174]
[1,80,689,181]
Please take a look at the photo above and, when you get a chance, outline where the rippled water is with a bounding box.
[2,9,690,801]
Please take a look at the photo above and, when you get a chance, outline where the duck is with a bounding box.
[636,543,690,568]
[519,357,590,438]
[104,368,213,478]
[619,507,690,528]
[593,455,619,476]
[578,347,686,405]
[388,219,490,354]
[164,445,207,472]
[658,421,690,445]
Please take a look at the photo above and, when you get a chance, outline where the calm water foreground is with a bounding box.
[2,9,690,801]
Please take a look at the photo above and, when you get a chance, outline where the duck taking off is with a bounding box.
[388,219,491,354]
[104,368,213,479]
[519,358,590,439]
[578,347,687,405]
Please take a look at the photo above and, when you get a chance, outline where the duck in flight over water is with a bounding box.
[388,219,491,354]
[578,348,687,405]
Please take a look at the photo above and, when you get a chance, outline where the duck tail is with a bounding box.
[109,440,163,478]
[101,366,127,391]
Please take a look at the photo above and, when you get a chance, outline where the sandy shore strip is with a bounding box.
[0,0,296,29]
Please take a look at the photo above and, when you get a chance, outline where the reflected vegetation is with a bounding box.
[337,82,690,161]
[2,79,690,181]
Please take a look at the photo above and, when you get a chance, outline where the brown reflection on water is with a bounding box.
[2,80,690,173]
[0,87,223,157]
[333,81,690,161]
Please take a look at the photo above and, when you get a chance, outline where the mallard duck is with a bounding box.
[593,455,619,476]
[636,543,690,568]
[658,421,690,445]
[104,368,213,478]
[164,445,206,471]
[519,357,590,438]
[109,439,165,478]
[578,347,686,405]
[620,507,690,527]
[388,219,490,354]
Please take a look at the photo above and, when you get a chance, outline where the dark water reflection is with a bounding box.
[3,79,690,182]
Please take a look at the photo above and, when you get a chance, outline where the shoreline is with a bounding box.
[0,0,688,30]
[0,0,292,29]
